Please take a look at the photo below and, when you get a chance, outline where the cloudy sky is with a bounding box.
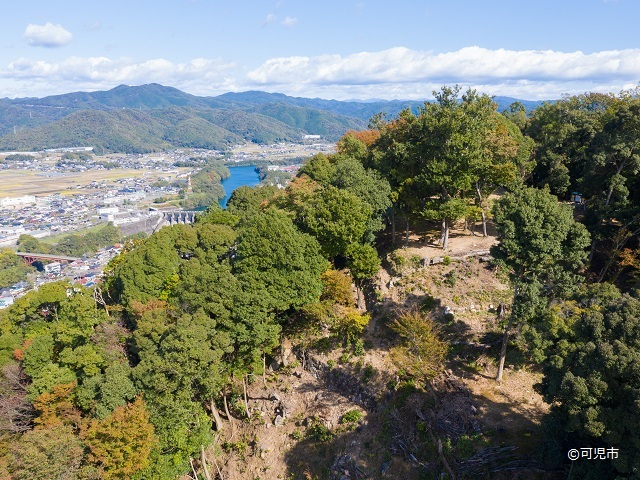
[1,0,638,100]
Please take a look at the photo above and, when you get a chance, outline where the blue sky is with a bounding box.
[1,0,639,100]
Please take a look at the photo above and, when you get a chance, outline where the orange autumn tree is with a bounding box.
[337,129,380,152]
[81,396,157,479]
[32,381,78,428]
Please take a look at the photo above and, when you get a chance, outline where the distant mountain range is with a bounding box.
[0,84,548,153]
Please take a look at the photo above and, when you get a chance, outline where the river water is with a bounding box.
[218,165,261,208]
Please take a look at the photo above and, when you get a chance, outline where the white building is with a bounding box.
[44,262,61,274]
[97,207,120,215]
[0,195,36,208]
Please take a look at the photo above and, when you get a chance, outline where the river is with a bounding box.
[218,165,261,208]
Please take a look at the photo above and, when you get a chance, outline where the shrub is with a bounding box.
[333,308,370,344]
[444,271,457,287]
[307,418,333,442]
[320,269,353,306]
[352,338,364,356]
[362,364,377,383]
[341,409,363,424]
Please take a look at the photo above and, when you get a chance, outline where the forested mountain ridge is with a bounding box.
[0,83,545,152]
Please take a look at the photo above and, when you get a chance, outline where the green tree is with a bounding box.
[9,425,85,480]
[0,249,34,289]
[16,234,49,254]
[109,226,185,305]
[345,243,380,308]
[234,207,327,313]
[491,186,590,381]
[368,86,524,248]
[326,155,392,238]
[75,361,137,419]
[582,94,640,281]
[295,186,372,259]
[539,291,640,479]
[526,92,612,197]
[226,184,280,216]
[130,302,233,463]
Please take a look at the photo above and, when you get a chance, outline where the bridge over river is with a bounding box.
[16,252,81,265]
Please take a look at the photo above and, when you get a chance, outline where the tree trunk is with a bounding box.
[209,399,224,431]
[211,453,224,480]
[481,210,487,237]
[190,457,199,480]
[242,376,250,418]
[496,316,513,382]
[476,181,488,237]
[427,428,457,480]
[201,445,213,480]
[439,219,446,245]
[404,217,409,248]
[223,394,234,425]
[263,355,267,387]
[356,283,365,310]
[442,218,450,250]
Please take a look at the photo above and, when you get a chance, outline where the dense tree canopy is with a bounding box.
[538,289,640,479]
[367,86,531,247]
[0,249,34,289]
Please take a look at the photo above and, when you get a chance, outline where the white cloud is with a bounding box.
[263,13,277,26]
[2,46,640,100]
[248,46,640,85]
[1,56,237,97]
[23,22,73,48]
[246,46,640,99]
[281,16,298,27]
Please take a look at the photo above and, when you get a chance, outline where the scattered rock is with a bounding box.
[273,414,284,427]
[431,256,444,265]
[256,443,268,459]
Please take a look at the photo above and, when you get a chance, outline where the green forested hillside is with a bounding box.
[0,109,172,153]
[250,103,366,137]
[0,84,543,152]
[194,108,306,144]
[0,106,307,152]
